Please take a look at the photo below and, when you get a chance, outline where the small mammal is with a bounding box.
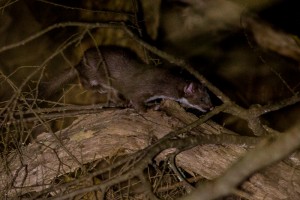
[41,46,213,112]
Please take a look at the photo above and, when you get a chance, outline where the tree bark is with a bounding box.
[1,105,300,199]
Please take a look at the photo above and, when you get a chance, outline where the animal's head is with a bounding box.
[180,82,213,112]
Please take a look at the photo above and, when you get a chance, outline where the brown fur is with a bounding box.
[41,46,213,112]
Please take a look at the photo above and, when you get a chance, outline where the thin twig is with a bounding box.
[0,22,123,53]
[37,0,135,17]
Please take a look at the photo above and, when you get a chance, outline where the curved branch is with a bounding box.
[180,125,300,200]
[0,22,123,53]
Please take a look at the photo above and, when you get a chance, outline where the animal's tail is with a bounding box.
[38,68,78,99]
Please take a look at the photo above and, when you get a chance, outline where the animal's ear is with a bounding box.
[184,82,195,96]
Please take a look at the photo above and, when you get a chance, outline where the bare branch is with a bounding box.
[37,0,134,16]
[180,125,300,200]
[0,22,123,54]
